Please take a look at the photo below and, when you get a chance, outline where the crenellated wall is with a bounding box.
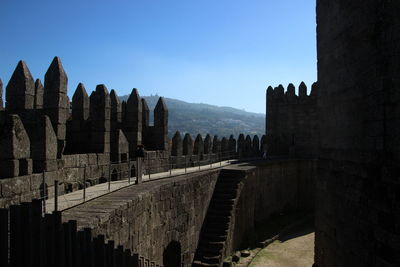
[266,82,318,158]
[0,57,263,209]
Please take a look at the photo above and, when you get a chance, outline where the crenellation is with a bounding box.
[153,97,168,151]
[220,137,228,153]
[171,131,182,157]
[43,56,69,158]
[183,133,193,156]
[252,135,260,156]
[110,89,122,131]
[89,84,111,154]
[125,88,142,157]
[5,60,35,112]
[142,98,150,128]
[34,79,44,109]
[212,135,220,154]
[193,134,204,156]
[298,81,307,97]
[72,83,89,121]
[228,135,236,154]
[0,57,259,218]
[204,134,212,154]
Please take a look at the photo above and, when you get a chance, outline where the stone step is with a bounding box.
[205,215,231,224]
[207,209,232,217]
[192,260,219,267]
[202,233,227,242]
[199,241,225,251]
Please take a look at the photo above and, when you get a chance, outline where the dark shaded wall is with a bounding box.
[266,83,318,158]
[226,160,316,256]
[316,1,400,266]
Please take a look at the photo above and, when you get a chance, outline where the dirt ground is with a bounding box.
[249,227,315,267]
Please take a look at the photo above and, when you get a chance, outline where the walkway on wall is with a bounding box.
[45,159,234,213]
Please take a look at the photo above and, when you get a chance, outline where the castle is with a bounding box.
[0,1,399,266]
[0,58,263,206]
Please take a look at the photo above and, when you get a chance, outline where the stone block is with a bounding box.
[0,159,19,178]
[78,154,89,167]
[63,154,78,168]
[0,175,31,197]
[88,154,98,165]
[19,158,33,175]
[97,153,110,166]
[44,159,58,172]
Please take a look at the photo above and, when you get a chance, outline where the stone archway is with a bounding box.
[163,241,181,267]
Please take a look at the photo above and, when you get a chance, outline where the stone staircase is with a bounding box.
[192,169,244,267]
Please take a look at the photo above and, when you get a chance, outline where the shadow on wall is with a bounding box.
[163,241,182,267]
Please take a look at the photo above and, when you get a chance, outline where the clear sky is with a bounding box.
[0,0,316,114]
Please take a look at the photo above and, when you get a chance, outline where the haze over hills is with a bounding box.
[120,95,265,138]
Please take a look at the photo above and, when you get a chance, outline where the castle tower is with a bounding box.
[154,97,168,151]
[125,88,142,157]
[204,134,212,154]
[89,84,111,154]
[193,134,204,156]
[5,60,35,112]
[183,133,193,156]
[43,57,69,158]
[34,79,44,109]
[171,131,183,157]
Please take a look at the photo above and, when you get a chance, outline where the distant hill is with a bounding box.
[120,95,265,138]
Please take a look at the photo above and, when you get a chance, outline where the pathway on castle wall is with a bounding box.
[249,227,315,267]
[45,159,233,213]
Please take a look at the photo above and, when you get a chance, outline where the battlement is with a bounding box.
[266,82,319,158]
[0,57,263,208]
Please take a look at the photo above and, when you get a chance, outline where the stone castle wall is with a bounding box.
[61,160,316,267]
[266,82,319,158]
[316,1,400,266]
[0,58,264,208]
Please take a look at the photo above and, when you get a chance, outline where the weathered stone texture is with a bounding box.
[183,133,193,156]
[266,82,318,158]
[193,134,204,156]
[316,1,400,266]
[0,114,30,160]
[43,56,69,157]
[203,134,212,154]
[5,61,35,111]
[125,89,142,155]
[153,97,168,150]
[171,131,182,157]
[34,79,44,109]
[89,84,111,154]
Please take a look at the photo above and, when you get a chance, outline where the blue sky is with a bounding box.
[0,0,316,113]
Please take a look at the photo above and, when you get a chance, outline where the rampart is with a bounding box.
[61,160,315,266]
[0,58,264,208]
